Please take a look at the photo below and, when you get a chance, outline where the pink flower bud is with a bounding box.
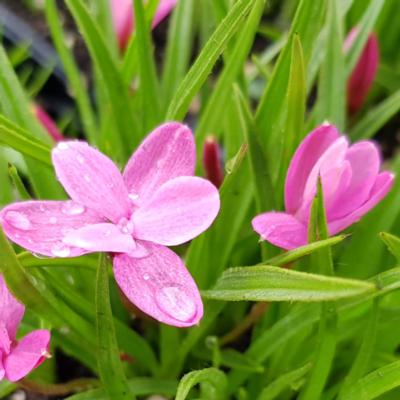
[345,28,380,114]
[252,124,394,250]
[33,105,64,142]
[111,0,177,51]
[203,136,224,188]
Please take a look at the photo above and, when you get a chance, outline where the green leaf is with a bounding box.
[316,0,345,129]
[8,164,31,200]
[176,368,228,400]
[166,0,255,120]
[133,0,161,133]
[380,232,400,263]
[194,0,266,156]
[345,0,385,77]
[45,0,98,144]
[203,265,375,302]
[339,360,400,400]
[258,363,311,400]
[350,88,400,140]
[65,0,137,158]
[95,255,132,399]
[0,114,52,167]
[265,235,348,267]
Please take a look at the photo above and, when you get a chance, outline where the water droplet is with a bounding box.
[77,154,85,164]
[28,238,33,244]
[156,160,163,168]
[39,204,46,212]
[84,174,91,183]
[143,273,150,281]
[58,142,69,150]
[5,211,31,230]
[61,201,85,216]
[155,286,197,322]
[129,193,140,201]
[51,243,71,257]
[49,217,57,224]
[15,233,20,239]
[104,229,112,237]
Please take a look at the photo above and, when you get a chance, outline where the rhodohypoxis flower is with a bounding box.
[0,123,220,327]
[252,123,394,250]
[33,105,64,142]
[111,0,177,50]
[345,28,379,114]
[0,275,50,382]
[203,136,224,188]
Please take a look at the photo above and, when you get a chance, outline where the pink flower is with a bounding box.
[0,123,220,327]
[0,275,50,382]
[33,105,64,142]
[203,136,224,188]
[345,28,379,114]
[111,0,177,51]
[252,124,394,250]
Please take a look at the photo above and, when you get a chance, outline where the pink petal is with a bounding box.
[133,176,220,246]
[252,212,308,250]
[52,141,131,223]
[0,359,5,381]
[346,30,379,114]
[152,0,177,28]
[113,242,203,327]
[111,0,133,51]
[329,141,380,219]
[328,172,394,235]
[62,223,136,254]
[0,201,103,257]
[203,136,224,188]
[285,124,340,214]
[4,330,51,382]
[123,123,195,206]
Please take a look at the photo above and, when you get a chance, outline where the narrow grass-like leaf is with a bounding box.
[133,0,161,133]
[45,0,98,144]
[195,0,265,156]
[203,266,375,302]
[345,0,385,76]
[350,88,400,140]
[0,115,51,166]
[265,236,348,267]
[258,363,311,400]
[379,232,400,264]
[65,0,137,157]
[317,0,345,129]
[340,360,400,400]
[176,368,228,400]
[95,254,132,400]
[8,164,31,200]
[166,0,255,120]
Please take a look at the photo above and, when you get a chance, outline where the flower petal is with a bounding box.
[133,176,220,246]
[52,141,131,223]
[5,330,51,382]
[123,123,195,205]
[62,223,136,254]
[252,212,308,250]
[0,275,24,342]
[285,124,340,214]
[329,141,380,219]
[152,0,177,27]
[329,172,394,235]
[111,0,133,50]
[0,201,103,257]
[113,242,203,327]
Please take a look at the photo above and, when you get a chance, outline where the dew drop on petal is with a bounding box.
[61,201,85,216]
[143,273,150,281]
[155,286,197,323]
[39,204,46,212]
[4,211,31,230]
[129,193,140,201]
[51,242,71,257]
[49,217,57,224]
[77,154,85,164]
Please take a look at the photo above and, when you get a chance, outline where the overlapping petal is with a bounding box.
[4,330,50,382]
[52,141,131,223]
[133,176,220,246]
[0,201,103,257]
[252,212,308,250]
[113,242,203,327]
[285,124,340,213]
[123,123,195,205]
